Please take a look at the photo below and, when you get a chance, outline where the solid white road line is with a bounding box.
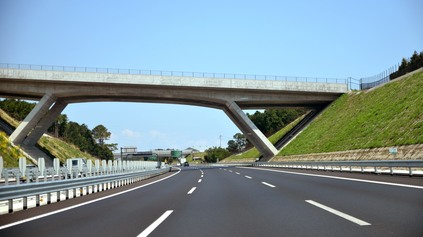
[242,167,423,190]
[137,210,173,237]
[245,176,252,179]
[261,182,276,188]
[306,200,371,226]
[0,169,181,231]
[198,179,202,183]
[187,187,197,194]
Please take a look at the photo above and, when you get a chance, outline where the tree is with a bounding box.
[92,125,111,145]
[227,140,238,153]
[48,114,68,137]
[0,99,35,121]
[247,109,306,136]
[227,133,247,153]
[204,147,231,163]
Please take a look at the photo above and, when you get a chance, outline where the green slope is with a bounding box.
[280,70,423,156]
[0,108,99,167]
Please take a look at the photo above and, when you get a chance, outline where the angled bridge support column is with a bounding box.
[223,101,278,160]
[10,94,67,146]
[23,99,68,146]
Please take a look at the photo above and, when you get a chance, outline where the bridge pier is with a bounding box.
[10,94,57,144]
[23,99,68,146]
[10,94,67,147]
[224,101,278,160]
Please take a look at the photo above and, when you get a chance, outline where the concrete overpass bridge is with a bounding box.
[0,64,349,160]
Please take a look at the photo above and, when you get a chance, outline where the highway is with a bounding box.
[0,166,422,236]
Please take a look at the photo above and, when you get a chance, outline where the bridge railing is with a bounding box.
[0,63,349,85]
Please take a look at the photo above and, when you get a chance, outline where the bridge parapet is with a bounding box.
[0,63,349,93]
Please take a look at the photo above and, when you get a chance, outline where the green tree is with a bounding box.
[204,147,231,163]
[0,99,35,121]
[48,114,68,137]
[247,109,306,136]
[92,125,111,145]
[227,133,247,153]
[227,140,238,153]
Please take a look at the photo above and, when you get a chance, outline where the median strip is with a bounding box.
[137,210,173,237]
[306,200,371,226]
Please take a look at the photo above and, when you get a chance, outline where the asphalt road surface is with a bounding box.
[0,166,422,237]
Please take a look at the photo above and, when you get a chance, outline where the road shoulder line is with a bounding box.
[306,200,371,226]
[241,167,423,189]
[137,210,173,237]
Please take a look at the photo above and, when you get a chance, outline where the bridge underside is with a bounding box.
[0,69,344,160]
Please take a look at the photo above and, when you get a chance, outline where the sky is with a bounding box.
[0,0,422,152]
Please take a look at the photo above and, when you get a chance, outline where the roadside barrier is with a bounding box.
[0,157,169,214]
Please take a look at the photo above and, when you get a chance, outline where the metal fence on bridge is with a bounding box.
[0,63,349,86]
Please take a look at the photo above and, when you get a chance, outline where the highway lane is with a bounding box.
[233,167,423,236]
[0,166,422,236]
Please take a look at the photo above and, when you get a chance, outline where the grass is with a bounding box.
[38,136,98,165]
[279,71,423,156]
[0,131,27,167]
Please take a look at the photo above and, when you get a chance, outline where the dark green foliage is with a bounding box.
[227,133,247,153]
[204,146,231,163]
[0,99,35,121]
[92,124,111,145]
[390,50,423,79]
[247,108,306,136]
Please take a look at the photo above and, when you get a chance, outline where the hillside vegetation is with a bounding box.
[0,108,98,167]
[279,70,423,156]
[0,131,26,167]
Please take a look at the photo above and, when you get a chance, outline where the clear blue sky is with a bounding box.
[1,0,422,152]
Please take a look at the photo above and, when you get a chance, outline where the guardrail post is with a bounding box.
[102,160,107,175]
[409,167,413,176]
[53,158,60,177]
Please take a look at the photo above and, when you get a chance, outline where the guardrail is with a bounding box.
[0,63,349,85]
[217,160,423,176]
[0,157,170,214]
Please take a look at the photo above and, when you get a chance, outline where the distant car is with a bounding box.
[183,161,189,167]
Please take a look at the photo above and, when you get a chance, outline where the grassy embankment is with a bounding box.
[279,70,423,156]
[223,70,422,162]
[223,114,307,162]
[0,108,98,167]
